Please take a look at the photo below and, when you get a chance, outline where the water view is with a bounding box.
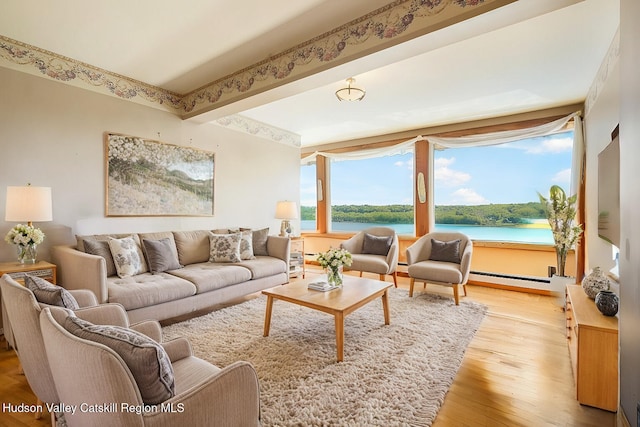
[300,220,553,245]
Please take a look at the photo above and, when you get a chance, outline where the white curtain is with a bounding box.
[570,115,585,198]
[427,112,580,148]
[300,135,424,165]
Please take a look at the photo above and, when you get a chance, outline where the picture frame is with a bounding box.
[105,132,215,217]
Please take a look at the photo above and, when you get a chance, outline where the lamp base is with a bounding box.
[279,220,292,237]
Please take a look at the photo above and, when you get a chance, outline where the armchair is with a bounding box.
[40,306,261,427]
[405,232,473,305]
[340,227,399,287]
[0,274,161,426]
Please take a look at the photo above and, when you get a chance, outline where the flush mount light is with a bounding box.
[335,78,365,101]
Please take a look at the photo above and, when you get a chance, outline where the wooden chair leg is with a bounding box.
[392,271,397,288]
[463,284,468,296]
[453,285,460,305]
[35,398,43,419]
[50,411,56,427]
[409,278,415,297]
[359,271,363,277]
[379,274,385,282]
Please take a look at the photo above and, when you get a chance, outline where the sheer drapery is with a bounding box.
[427,112,579,149]
[300,135,423,165]
[570,115,584,198]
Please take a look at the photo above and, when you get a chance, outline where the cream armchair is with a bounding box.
[40,306,261,427]
[340,227,399,287]
[0,274,161,426]
[405,232,473,305]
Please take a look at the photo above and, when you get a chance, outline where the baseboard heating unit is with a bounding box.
[469,271,550,291]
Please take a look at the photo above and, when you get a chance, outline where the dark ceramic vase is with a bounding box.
[595,290,619,316]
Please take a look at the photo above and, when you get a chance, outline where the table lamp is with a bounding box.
[275,201,298,237]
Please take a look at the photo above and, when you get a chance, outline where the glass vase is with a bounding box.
[17,243,37,264]
[326,265,344,288]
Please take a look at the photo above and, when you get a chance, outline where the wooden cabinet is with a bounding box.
[565,284,618,412]
[0,260,57,284]
[289,237,305,279]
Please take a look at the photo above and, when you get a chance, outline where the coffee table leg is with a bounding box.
[335,312,344,362]
[382,290,390,325]
[263,296,274,337]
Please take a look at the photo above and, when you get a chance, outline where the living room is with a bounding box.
[1,0,638,426]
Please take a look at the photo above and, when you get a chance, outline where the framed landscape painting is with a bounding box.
[105,133,215,216]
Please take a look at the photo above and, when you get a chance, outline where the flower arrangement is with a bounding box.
[538,185,583,277]
[5,224,45,246]
[5,224,45,263]
[317,247,353,287]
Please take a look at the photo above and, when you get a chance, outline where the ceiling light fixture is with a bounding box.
[335,78,365,101]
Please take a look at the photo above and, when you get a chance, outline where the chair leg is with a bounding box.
[379,274,385,282]
[463,284,468,296]
[50,411,56,427]
[453,285,460,305]
[392,271,397,288]
[35,398,43,419]
[359,271,363,277]
[409,278,415,297]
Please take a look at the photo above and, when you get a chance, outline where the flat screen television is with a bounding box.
[597,128,620,247]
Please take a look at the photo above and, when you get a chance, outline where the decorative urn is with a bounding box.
[581,267,611,299]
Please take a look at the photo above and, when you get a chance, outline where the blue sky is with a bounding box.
[300,131,574,207]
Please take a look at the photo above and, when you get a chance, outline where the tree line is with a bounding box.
[300,202,546,226]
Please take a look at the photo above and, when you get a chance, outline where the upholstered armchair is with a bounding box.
[40,306,261,427]
[340,227,399,287]
[405,232,473,305]
[0,274,162,426]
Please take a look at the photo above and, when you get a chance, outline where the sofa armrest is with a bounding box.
[130,320,163,342]
[143,361,260,427]
[460,240,473,284]
[73,303,129,327]
[52,245,108,303]
[161,337,193,362]
[68,289,98,308]
[266,235,290,262]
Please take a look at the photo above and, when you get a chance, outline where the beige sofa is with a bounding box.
[52,229,289,323]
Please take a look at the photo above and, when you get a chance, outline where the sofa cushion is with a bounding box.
[83,240,117,277]
[142,238,183,274]
[173,230,211,265]
[169,263,252,294]
[25,275,79,310]
[109,236,149,278]
[236,256,287,280]
[107,274,197,311]
[362,233,392,256]
[209,233,242,263]
[429,239,461,264]
[250,228,270,256]
[63,316,175,405]
[408,260,463,284]
[239,230,255,260]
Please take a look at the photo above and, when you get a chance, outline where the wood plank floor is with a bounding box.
[0,272,617,426]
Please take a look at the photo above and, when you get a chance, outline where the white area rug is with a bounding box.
[163,287,487,426]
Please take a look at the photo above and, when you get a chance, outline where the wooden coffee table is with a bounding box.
[262,276,392,362]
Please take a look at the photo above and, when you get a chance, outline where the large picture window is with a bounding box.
[329,152,414,234]
[433,131,574,244]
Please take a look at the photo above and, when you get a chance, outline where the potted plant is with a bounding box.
[538,185,583,278]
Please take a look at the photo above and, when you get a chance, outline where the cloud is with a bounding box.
[525,135,573,154]
[552,168,572,183]
[434,157,471,187]
[449,188,489,205]
[394,159,413,171]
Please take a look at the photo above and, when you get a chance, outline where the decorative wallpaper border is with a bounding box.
[0,0,500,124]
[584,27,620,118]
[213,115,301,147]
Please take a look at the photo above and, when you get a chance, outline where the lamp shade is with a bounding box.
[275,201,298,220]
[5,186,53,223]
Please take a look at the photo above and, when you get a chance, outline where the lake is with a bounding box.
[300,220,553,245]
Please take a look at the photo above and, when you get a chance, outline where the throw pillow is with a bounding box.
[142,238,183,274]
[429,239,462,263]
[209,233,242,263]
[250,227,269,256]
[239,230,255,260]
[83,239,117,277]
[362,233,392,256]
[63,316,174,405]
[108,236,148,278]
[25,275,79,310]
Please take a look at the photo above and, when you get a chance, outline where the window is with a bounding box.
[433,131,574,244]
[329,152,414,234]
[300,163,317,231]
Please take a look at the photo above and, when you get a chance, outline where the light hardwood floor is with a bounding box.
[0,272,617,426]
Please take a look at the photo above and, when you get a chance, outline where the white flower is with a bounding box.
[4,224,45,246]
[316,247,353,269]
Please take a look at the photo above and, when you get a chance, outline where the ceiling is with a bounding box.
[1,0,620,147]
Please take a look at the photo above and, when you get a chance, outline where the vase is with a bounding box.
[326,265,344,287]
[595,290,619,316]
[581,267,611,299]
[17,243,37,264]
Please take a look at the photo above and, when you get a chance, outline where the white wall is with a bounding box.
[0,67,300,262]
[620,0,640,421]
